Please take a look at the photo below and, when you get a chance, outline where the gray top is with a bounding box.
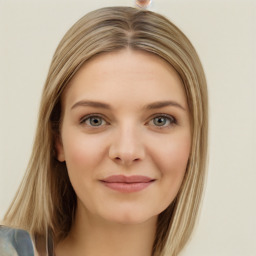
[0,226,55,256]
[0,226,34,256]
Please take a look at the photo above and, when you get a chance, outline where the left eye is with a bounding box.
[149,115,175,127]
[82,116,106,127]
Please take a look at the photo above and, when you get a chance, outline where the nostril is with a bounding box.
[109,141,145,165]
[113,156,141,165]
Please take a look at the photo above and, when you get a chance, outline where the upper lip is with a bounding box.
[101,175,155,183]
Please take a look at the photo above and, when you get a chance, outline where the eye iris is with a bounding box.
[90,117,102,126]
[153,117,167,126]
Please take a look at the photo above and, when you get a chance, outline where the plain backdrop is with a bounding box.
[0,0,255,255]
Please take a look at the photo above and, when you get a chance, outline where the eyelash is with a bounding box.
[80,113,177,128]
[80,114,108,127]
[148,114,177,128]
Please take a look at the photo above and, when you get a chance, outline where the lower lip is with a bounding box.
[101,181,154,193]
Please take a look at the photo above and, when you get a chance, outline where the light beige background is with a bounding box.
[0,0,255,255]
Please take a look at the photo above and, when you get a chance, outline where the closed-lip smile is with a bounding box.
[100,175,156,193]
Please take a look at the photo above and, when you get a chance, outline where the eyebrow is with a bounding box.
[71,100,111,110]
[145,101,186,111]
[71,100,186,111]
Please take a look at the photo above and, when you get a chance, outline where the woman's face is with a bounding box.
[56,50,191,224]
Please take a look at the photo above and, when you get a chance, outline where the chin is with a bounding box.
[101,207,159,225]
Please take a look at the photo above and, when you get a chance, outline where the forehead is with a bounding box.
[62,49,187,109]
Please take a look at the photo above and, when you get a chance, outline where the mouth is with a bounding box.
[100,175,156,193]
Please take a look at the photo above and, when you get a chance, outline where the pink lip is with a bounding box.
[100,175,155,193]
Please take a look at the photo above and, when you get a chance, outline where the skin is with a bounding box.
[55,49,191,256]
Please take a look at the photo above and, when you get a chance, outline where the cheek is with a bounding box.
[151,131,190,171]
[163,138,190,173]
[61,130,107,175]
[150,133,191,196]
[61,131,109,204]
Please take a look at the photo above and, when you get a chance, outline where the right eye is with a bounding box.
[81,115,107,127]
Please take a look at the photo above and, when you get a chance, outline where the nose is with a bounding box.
[108,125,145,166]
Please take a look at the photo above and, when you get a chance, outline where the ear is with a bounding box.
[55,135,65,162]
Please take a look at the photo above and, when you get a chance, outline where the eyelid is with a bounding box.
[80,114,108,125]
[79,113,177,128]
[147,113,177,127]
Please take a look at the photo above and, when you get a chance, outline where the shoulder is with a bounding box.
[0,226,34,256]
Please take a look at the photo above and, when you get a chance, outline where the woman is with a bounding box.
[1,6,208,256]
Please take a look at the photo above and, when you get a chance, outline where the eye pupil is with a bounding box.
[90,117,102,126]
[153,117,167,126]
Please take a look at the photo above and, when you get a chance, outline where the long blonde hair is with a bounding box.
[3,6,208,256]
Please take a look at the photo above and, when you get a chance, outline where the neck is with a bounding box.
[55,203,157,256]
